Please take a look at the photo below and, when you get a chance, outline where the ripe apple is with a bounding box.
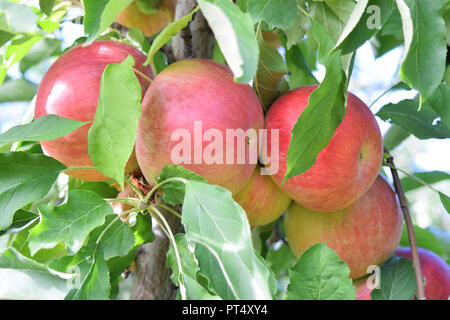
[233,167,291,226]
[285,174,403,279]
[397,247,450,300]
[262,85,383,212]
[35,40,152,181]
[135,59,264,195]
[115,0,176,37]
[354,247,450,300]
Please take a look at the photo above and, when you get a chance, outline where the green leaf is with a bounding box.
[371,255,417,300]
[398,0,447,104]
[0,78,37,103]
[0,248,71,300]
[247,0,298,30]
[401,171,450,192]
[71,246,111,300]
[144,6,200,65]
[0,209,38,238]
[19,38,62,73]
[287,243,355,300]
[0,152,65,231]
[156,165,207,206]
[28,190,113,255]
[284,0,309,49]
[426,83,450,128]
[198,0,259,83]
[309,0,353,43]
[167,234,219,299]
[322,0,356,22]
[69,179,119,199]
[336,0,395,54]
[254,39,288,111]
[400,225,445,258]
[283,17,346,182]
[82,0,134,44]
[376,99,450,139]
[88,55,142,189]
[286,44,319,89]
[0,35,43,85]
[439,192,450,213]
[39,0,56,16]
[182,180,274,299]
[0,115,88,145]
[266,243,297,277]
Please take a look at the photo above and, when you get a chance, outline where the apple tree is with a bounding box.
[0,0,449,300]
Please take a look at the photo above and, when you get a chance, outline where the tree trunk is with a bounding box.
[130,0,214,300]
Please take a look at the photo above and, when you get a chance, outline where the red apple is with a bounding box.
[354,276,373,300]
[354,247,450,300]
[285,175,403,279]
[262,85,383,212]
[135,59,264,195]
[35,40,152,181]
[115,0,176,37]
[396,247,450,300]
[233,167,291,226]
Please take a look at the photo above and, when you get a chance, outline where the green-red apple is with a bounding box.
[116,0,176,37]
[285,175,403,279]
[355,247,450,300]
[135,59,264,195]
[35,40,152,181]
[262,85,383,212]
[233,167,291,226]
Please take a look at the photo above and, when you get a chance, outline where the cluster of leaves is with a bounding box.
[0,0,449,300]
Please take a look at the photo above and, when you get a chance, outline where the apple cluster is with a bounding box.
[34,40,449,299]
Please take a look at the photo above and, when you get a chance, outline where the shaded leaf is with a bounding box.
[247,0,298,30]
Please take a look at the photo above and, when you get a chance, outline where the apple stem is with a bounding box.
[133,67,153,84]
[384,148,427,300]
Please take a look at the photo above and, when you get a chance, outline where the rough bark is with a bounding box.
[130,0,214,300]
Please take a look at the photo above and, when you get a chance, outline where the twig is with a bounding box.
[384,148,426,300]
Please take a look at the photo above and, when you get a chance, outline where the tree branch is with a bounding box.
[384,148,427,300]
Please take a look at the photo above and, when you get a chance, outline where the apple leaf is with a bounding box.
[0,115,88,144]
[0,248,72,300]
[156,165,207,206]
[401,171,450,192]
[376,99,450,139]
[285,44,318,89]
[28,190,113,255]
[39,0,56,16]
[0,35,43,85]
[283,17,347,183]
[144,6,200,65]
[439,192,450,214]
[0,209,38,238]
[287,243,356,300]
[70,246,111,300]
[426,83,450,128]
[371,255,417,300]
[400,225,445,258]
[309,0,353,43]
[167,233,220,300]
[254,39,288,112]
[82,0,134,44]
[88,55,142,189]
[336,0,395,55]
[0,152,65,231]
[0,78,37,103]
[398,0,447,104]
[198,0,259,84]
[247,0,298,30]
[181,180,274,299]
[284,0,309,49]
